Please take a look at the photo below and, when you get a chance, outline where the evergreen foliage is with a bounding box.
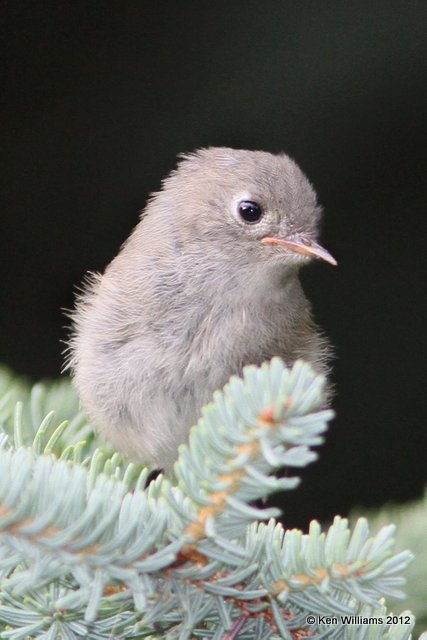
[352,492,427,638]
[0,361,417,639]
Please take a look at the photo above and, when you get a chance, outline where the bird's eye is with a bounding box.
[237,200,263,224]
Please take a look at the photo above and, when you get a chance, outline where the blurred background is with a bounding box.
[1,1,426,529]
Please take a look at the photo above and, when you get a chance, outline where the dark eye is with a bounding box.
[237,200,263,224]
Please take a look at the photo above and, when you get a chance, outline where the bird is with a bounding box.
[67,147,336,470]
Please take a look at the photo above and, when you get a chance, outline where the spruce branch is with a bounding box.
[352,490,427,638]
[0,360,416,639]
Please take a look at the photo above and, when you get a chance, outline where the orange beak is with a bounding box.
[261,235,337,266]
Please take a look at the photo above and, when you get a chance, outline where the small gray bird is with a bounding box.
[68,148,336,470]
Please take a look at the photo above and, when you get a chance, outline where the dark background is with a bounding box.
[1,1,426,529]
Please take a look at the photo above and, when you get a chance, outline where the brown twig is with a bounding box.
[222,614,249,640]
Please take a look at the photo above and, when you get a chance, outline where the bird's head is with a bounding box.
[146,147,336,274]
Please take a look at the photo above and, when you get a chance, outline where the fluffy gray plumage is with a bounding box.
[67,147,335,470]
